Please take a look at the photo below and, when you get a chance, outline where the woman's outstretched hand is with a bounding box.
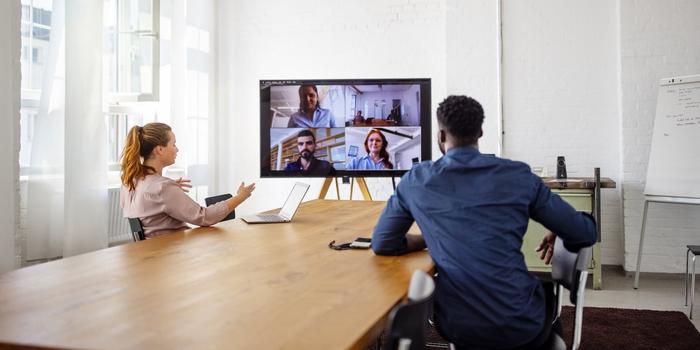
[237,182,256,199]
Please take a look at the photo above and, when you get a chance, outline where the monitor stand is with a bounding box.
[318,177,372,201]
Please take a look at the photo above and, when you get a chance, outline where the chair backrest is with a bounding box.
[551,238,591,304]
[385,270,435,350]
[407,270,435,302]
[551,238,592,350]
[205,194,235,222]
[128,218,145,241]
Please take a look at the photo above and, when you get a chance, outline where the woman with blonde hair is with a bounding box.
[120,122,255,238]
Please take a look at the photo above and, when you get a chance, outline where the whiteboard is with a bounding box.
[644,74,700,199]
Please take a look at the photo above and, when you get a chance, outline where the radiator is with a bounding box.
[108,187,132,245]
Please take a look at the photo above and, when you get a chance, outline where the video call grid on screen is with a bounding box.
[260,79,431,178]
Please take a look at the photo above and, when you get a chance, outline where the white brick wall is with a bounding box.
[501,0,624,265]
[0,0,21,273]
[620,0,700,273]
[446,0,501,156]
[215,0,501,213]
[217,1,700,273]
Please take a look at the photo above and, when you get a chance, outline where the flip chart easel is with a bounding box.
[318,177,372,201]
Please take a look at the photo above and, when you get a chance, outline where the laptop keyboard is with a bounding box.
[255,214,282,222]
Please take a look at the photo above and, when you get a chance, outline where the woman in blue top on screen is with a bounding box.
[287,84,337,128]
[346,129,394,170]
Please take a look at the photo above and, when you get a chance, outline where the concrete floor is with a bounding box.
[578,266,700,331]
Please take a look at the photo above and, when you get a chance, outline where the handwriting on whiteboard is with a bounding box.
[665,86,700,127]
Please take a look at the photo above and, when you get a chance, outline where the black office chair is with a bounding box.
[205,194,235,222]
[385,270,435,350]
[128,218,146,241]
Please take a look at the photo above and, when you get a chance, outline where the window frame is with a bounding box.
[104,0,161,177]
[19,0,53,173]
[105,0,160,105]
[20,1,47,102]
[105,105,154,173]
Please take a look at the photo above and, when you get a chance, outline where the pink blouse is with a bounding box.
[120,174,230,238]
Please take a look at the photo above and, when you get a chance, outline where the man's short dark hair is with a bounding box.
[297,129,315,143]
[436,95,484,144]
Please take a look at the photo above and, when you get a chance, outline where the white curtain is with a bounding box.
[160,0,215,202]
[22,0,214,262]
[24,0,107,261]
[25,0,66,261]
[63,0,107,255]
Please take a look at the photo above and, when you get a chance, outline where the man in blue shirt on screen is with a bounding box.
[287,84,337,128]
[372,95,597,349]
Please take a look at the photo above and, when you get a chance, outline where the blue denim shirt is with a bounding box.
[346,154,387,170]
[372,146,597,349]
[287,107,337,128]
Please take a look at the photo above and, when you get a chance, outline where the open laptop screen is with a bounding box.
[279,183,310,219]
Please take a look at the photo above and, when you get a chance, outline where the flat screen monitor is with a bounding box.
[260,78,431,178]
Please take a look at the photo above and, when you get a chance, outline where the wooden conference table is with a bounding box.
[0,200,433,350]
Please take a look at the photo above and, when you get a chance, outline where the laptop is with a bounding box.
[241,182,310,224]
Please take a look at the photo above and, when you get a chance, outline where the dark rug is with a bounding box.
[555,306,700,350]
[372,306,700,350]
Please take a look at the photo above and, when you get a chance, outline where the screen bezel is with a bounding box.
[260,78,431,178]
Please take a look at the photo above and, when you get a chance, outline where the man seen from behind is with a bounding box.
[371,95,597,349]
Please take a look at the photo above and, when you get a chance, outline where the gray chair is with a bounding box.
[385,270,435,350]
[128,218,145,241]
[549,238,592,350]
[685,245,700,319]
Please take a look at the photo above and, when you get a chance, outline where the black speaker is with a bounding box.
[556,156,567,179]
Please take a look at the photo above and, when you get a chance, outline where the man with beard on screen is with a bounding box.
[284,129,335,176]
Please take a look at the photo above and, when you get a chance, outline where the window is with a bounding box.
[182,11,213,202]
[19,108,38,172]
[104,0,160,103]
[32,26,50,41]
[31,48,42,64]
[20,0,54,170]
[33,6,52,26]
[103,0,160,183]
[107,111,155,172]
[103,0,213,204]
